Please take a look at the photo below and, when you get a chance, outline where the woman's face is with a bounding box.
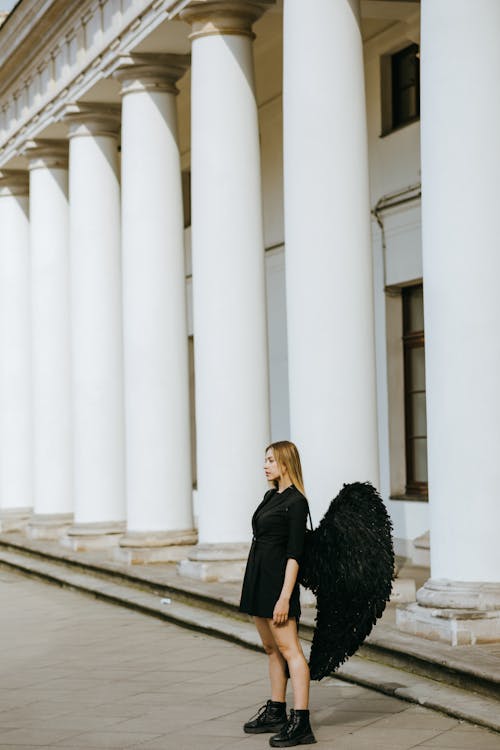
[264,449,282,482]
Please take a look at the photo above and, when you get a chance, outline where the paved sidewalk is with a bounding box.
[1,567,499,750]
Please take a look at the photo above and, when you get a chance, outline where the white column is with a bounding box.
[179,1,272,579]
[397,0,500,645]
[0,172,32,531]
[25,141,73,540]
[114,55,196,563]
[283,0,379,518]
[62,104,125,550]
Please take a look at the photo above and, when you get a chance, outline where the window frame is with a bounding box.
[380,42,420,137]
[402,285,428,499]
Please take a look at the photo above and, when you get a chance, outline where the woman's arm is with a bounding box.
[273,497,309,625]
[273,558,299,625]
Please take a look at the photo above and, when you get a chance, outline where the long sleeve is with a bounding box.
[286,497,309,562]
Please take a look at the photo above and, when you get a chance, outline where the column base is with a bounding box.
[26,513,73,541]
[114,530,198,564]
[396,578,500,645]
[61,521,126,551]
[412,530,430,566]
[0,507,32,532]
[177,543,250,582]
[300,586,316,607]
[391,578,417,604]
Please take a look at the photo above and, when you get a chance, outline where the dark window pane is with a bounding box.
[411,392,427,436]
[402,283,428,496]
[392,44,420,129]
[409,346,425,391]
[182,169,191,229]
[405,285,424,333]
[412,438,428,483]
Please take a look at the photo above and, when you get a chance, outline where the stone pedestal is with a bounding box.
[397,580,500,645]
[178,543,250,583]
[115,530,198,564]
[26,513,73,541]
[61,521,126,551]
[413,530,430,567]
[0,508,32,533]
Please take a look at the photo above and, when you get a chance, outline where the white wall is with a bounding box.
[365,27,428,553]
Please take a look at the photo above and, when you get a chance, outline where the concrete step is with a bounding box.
[360,628,500,702]
[0,542,499,734]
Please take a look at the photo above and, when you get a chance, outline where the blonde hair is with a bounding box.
[265,440,306,497]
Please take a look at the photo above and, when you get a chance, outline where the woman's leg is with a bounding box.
[268,618,310,709]
[254,616,288,701]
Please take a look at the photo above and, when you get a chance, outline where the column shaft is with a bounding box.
[0,174,32,530]
[283,0,379,516]
[65,106,125,547]
[116,56,196,562]
[421,0,500,582]
[187,14,270,547]
[28,143,73,538]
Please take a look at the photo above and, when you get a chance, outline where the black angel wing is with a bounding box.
[299,482,394,680]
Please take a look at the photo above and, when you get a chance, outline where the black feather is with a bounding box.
[299,482,394,680]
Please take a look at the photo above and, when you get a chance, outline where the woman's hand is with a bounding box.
[273,595,290,626]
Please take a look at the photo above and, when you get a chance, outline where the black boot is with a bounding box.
[243,700,287,734]
[269,708,316,747]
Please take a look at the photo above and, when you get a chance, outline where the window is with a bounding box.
[381,43,420,135]
[182,169,191,229]
[188,335,197,488]
[402,285,428,498]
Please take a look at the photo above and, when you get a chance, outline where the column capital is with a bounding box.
[114,53,191,96]
[63,103,120,139]
[180,0,274,40]
[0,169,29,196]
[23,139,68,171]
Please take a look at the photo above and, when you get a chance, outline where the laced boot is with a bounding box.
[269,708,316,747]
[243,700,287,734]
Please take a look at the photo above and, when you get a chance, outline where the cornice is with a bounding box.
[0,0,78,98]
[0,0,189,166]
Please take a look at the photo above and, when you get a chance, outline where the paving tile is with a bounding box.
[128,735,234,750]
[0,728,81,745]
[336,696,408,713]
[418,728,500,748]
[52,731,164,748]
[367,711,460,730]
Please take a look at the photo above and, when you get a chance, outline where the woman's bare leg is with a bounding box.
[268,618,309,709]
[254,616,288,702]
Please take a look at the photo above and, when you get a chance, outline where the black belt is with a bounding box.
[252,537,281,546]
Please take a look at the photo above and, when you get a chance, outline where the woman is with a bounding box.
[239,440,316,747]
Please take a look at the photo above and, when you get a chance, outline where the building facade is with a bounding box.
[0,0,499,644]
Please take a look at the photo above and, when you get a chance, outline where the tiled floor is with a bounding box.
[1,566,499,750]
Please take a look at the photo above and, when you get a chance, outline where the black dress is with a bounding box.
[239,485,310,620]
